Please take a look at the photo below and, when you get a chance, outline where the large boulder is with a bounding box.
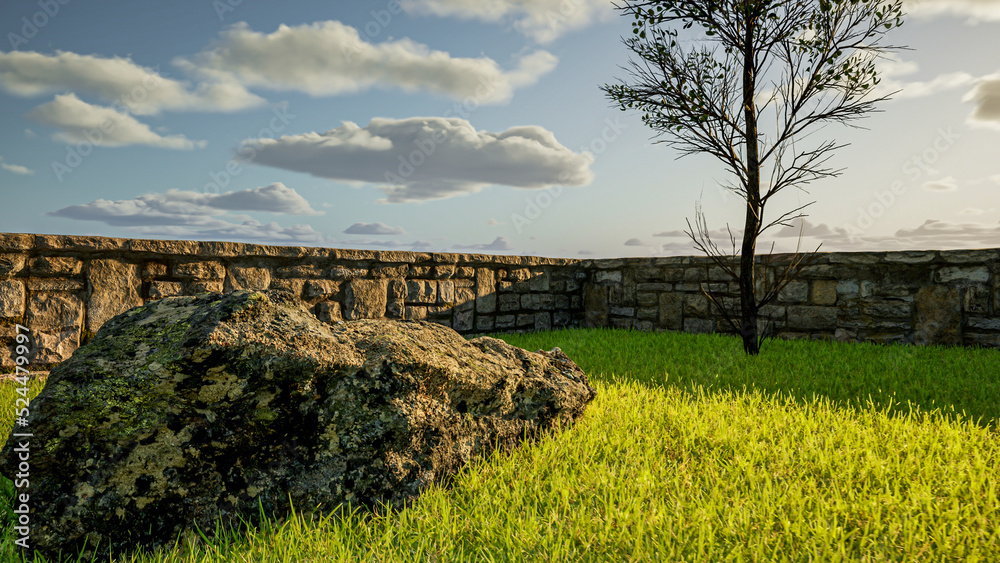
[0,289,596,562]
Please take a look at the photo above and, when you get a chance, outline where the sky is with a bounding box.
[0,0,998,259]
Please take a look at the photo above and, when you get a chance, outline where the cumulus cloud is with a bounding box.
[903,0,1000,23]
[963,72,1000,130]
[871,54,976,100]
[923,177,959,192]
[48,183,319,227]
[241,116,594,203]
[399,0,617,43]
[343,222,406,235]
[134,221,330,244]
[0,50,265,116]
[27,94,207,150]
[0,157,34,175]
[176,21,557,103]
[452,236,513,251]
[624,238,645,246]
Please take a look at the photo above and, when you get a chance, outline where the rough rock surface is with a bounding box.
[0,289,596,562]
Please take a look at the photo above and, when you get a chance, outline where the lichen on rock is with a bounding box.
[0,289,596,562]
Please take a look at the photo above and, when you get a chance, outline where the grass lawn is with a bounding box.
[1,327,998,562]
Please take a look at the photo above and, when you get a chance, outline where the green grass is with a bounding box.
[2,327,998,562]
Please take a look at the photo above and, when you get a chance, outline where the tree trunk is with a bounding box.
[740,4,762,356]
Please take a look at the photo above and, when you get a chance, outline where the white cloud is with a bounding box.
[399,0,617,43]
[26,94,207,150]
[176,21,557,104]
[452,236,513,251]
[903,0,1000,24]
[0,157,34,175]
[343,222,406,235]
[963,72,1000,130]
[0,50,265,115]
[241,116,594,204]
[48,183,320,228]
[134,221,330,244]
[24,129,37,139]
[871,54,976,100]
[923,176,959,191]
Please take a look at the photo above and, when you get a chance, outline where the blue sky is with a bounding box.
[0,0,998,259]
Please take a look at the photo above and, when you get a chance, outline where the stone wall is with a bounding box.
[0,233,584,371]
[2,233,998,372]
[580,249,1000,350]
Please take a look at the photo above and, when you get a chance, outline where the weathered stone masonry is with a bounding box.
[1,233,998,371]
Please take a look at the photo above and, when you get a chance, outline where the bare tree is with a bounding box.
[602,0,906,355]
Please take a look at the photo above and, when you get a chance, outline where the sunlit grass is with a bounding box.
[2,327,998,562]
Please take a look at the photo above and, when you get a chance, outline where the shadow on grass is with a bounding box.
[474,326,1000,437]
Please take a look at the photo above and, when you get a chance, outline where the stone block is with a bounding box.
[87,259,142,334]
[495,315,516,329]
[407,280,437,304]
[584,284,608,327]
[914,286,961,347]
[0,280,25,317]
[637,307,658,320]
[189,280,223,294]
[386,299,404,319]
[883,251,937,263]
[0,253,26,278]
[594,270,621,284]
[777,280,809,303]
[455,266,476,278]
[571,295,581,309]
[662,268,685,282]
[143,261,167,278]
[963,285,991,315]
[406,306,428,321]
[516,314,535,327]
[26,292,83,333]
[939,249,998,263]
[226,266,271,292]
[475,268,496,314]
[860,299,912,318]
[786,306,837,330]
[551,280,565,292]
[345,279,387,319]
[553,311,571,327]
[328,266,368,280]
[267,279,304,299]
[634,320,654,332]
[683,293,709,318]
[149,281,183,300]
[507,268,531,282]
[837,280,859,298]
[316,301,343,323]
[521,294,540,310]
[811,280,838,305]
[499,294,519,312]
[967,317,1000,331]
[610,317,633,330]
[409,266,432,278]
[683,318,714,334]
[538,294,555,310]
[297,280,336,300]
[455,288,475,309]
[28,328,80,365]
[476,315,495,332]
[555,295,569,310]
[433,265,456,279]
[437,281,455,304]
[637,283,671,292]
[964,332,1000,349]
[936,266,990,284]
[30,256,82,276]
[636,266,663,282]
[26,279,83,292]
[637,292,658,307]
[609,307,635,317]
[174,261,225,280]
[658,293,682,330]
[529,272,550,291]
[834,328,858,342]
[827,252,882,264]
[371,264,408,278]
